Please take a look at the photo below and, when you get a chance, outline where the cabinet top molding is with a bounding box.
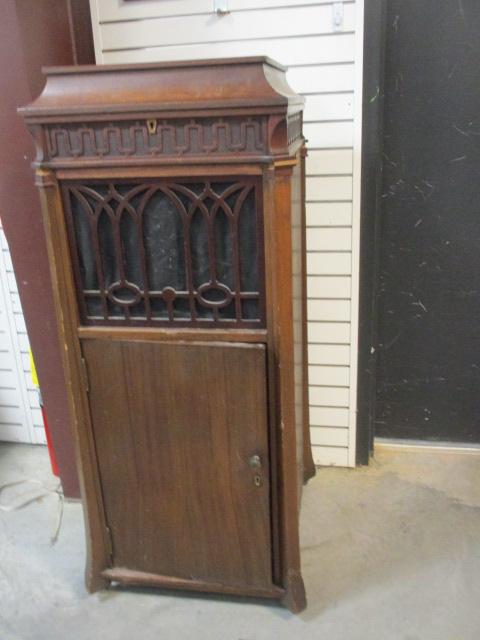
[19,56,304,121]
[19,56,304,168]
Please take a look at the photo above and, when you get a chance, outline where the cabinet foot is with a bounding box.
[85,569,110,593]
[303,461,316,484]
[281,569,307,613]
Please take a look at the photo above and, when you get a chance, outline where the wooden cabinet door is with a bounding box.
[82,339,273,591]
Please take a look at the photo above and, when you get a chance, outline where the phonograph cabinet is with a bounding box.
[20,57,315,612]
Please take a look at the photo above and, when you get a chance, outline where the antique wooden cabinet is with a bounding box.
[20,57,315,612]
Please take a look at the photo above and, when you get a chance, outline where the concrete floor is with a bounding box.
[0,443,479,639]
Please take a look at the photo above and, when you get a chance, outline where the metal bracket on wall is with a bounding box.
[214,0,229,15]
[332,1,344,32]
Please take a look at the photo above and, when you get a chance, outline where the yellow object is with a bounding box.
[29,349,39,388]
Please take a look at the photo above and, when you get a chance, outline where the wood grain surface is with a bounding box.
[82,338,274,590]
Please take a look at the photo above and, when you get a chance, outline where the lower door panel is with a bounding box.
[82,339,273,591]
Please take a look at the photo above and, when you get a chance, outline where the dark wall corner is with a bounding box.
[355,0,386,465]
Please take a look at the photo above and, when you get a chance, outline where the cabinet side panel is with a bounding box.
[300,150,315,483]
[291,159,307,498]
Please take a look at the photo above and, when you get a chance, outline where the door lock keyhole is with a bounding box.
[147,118,157,134]
[254,474,262,487]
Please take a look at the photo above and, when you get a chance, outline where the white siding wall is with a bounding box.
[89,0,364,467]
[0,230,45,444]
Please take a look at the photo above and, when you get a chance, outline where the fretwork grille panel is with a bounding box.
[62,178,265,327]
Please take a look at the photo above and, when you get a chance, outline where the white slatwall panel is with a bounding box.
[101,34,355,66]
[98,6,356,50]
[96,0,353,22]
[0,303,29,443]
[0,231,45,444]
[90,0,364,467]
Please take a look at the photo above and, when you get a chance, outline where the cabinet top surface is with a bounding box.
[45,56,287,75]
[20,56,303,121]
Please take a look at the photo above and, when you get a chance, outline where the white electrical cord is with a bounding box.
[0,478,64,544]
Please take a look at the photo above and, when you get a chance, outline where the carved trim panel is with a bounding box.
[47,117,268,161]
[62,177,265,328]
